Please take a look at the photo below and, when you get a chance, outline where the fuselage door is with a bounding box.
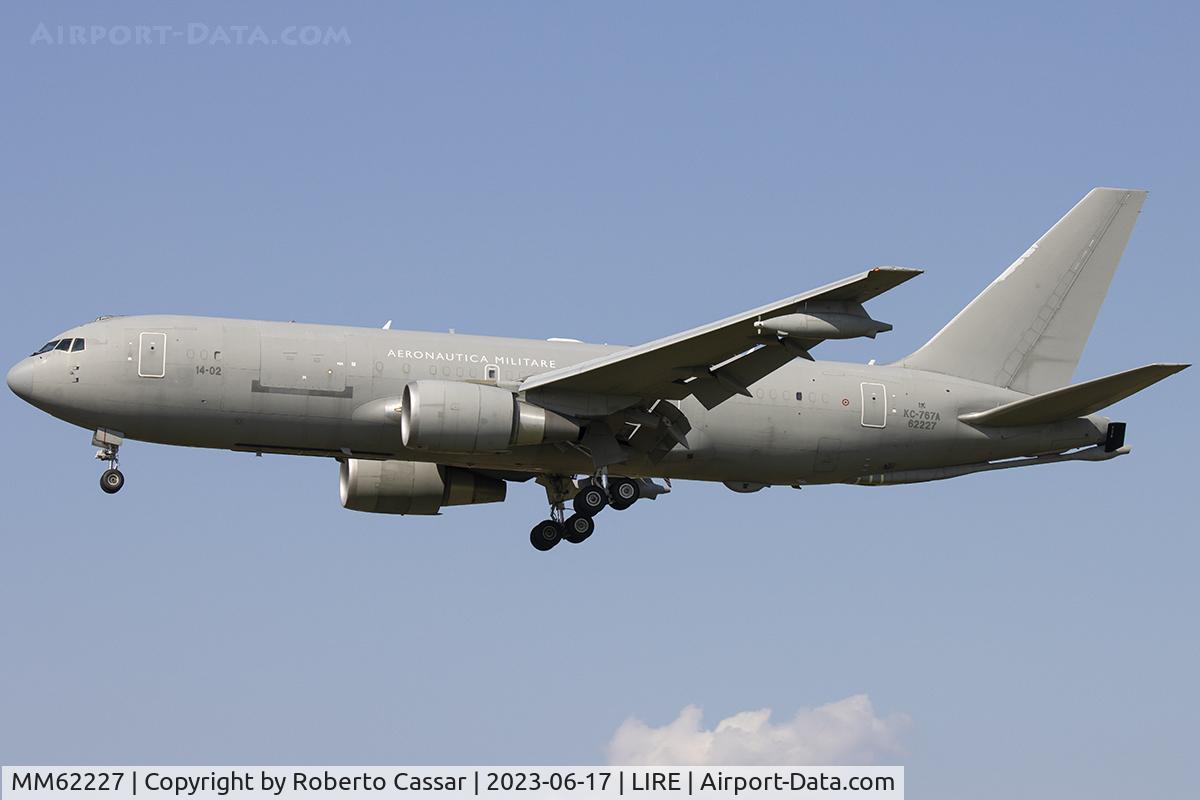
[861,382,886,428]
[138,332,167,378]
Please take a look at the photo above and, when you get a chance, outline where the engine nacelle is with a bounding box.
[339,458,506,515]
[400,380,579,453]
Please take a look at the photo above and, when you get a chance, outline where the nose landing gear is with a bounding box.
[100,467,125,494]
[93,428,125,495]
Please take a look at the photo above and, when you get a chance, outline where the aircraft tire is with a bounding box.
[100,468,125,494]
[573,485,608,517]
[562,514,595,544]
[609,478,640,510]
[530,519,563,551]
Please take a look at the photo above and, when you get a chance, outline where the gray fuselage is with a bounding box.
[7,314,1109,486]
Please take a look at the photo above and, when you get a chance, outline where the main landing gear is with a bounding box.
[93,428,125,495]
[608,477,641,510]
[529,475,643,551]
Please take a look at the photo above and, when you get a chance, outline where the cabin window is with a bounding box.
[796,392,803,401]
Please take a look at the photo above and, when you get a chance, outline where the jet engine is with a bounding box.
[401,380,580,453]
[339,458,506,515]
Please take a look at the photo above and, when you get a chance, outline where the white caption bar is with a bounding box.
[2,767,902,800]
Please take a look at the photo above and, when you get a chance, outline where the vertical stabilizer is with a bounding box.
[902,188,1146,394]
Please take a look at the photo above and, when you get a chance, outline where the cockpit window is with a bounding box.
[31,338,85,355]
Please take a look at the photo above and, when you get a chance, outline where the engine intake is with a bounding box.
[401,380,579,453]
[339,458,506,515]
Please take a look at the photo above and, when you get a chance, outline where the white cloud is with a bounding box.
[607,695,909,766]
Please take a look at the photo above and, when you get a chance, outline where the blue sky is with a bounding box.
[1,2,1196,798]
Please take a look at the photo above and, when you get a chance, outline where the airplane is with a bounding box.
[6,188,1188,550]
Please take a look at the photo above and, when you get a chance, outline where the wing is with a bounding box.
[522,267,921,409]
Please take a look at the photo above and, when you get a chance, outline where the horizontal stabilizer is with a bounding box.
[959,363,1188,427]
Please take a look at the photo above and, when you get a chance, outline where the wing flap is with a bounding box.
[959,363,1189,427]
[689,345,797,410]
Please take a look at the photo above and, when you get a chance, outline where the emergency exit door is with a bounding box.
[138,332,166,378]
[860,382,886,428]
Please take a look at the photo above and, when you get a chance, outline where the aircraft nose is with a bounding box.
[6,360,33,401]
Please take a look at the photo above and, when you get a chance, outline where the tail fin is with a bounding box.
[903,188,1147,394]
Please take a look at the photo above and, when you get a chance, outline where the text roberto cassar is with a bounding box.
[9,771,469,794]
